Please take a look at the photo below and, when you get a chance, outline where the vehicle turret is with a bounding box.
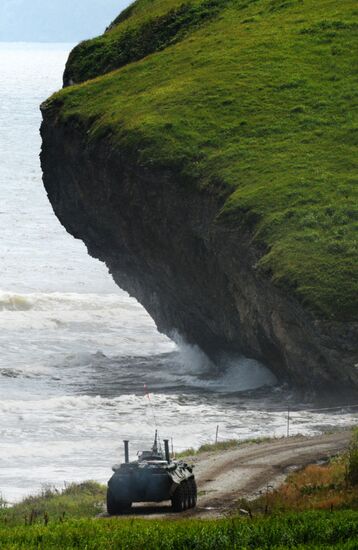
[107,431,197,514]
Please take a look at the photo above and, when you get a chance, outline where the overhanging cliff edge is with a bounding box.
[40,0,358,392]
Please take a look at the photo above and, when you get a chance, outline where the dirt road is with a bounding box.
[189,430,351,517]
[124,430,351,518]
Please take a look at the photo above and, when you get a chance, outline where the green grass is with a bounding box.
[0,482,106,527]
[176,438,240,457]
[63,0,227,85]
[44,0,358,321]
[348,428,358,486]
[1,511,358,549]
[176,436,272,457]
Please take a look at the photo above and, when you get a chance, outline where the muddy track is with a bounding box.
[188,431,351,517]
[108,431,352,519]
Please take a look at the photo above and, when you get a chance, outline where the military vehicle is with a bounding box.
[107,432,197,514]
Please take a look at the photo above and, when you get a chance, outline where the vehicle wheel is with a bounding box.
[189,478,197,508]
[171,484,185,512]
[118,501,132,514]
[183,481,190,510]
[107,489,132,515]
[187,479,193,509]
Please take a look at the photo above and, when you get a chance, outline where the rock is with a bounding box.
[40,112,358,394]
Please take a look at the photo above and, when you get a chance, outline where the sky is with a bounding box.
[0,0,131,42]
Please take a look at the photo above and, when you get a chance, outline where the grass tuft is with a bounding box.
[0,482,106,527]
[176,436,272,457]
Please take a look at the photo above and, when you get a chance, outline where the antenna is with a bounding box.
[144,384,162,454]
[144,384,158,428]
[153,429,158,453]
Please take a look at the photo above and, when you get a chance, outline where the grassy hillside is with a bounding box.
[46,0,358,321]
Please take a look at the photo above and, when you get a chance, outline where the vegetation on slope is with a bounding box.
[45,0,358,321]
[1,511,358,549]
[0,482,105,527]
[63,0,227,85]
[176,436,272,457]
[244,430,358,513]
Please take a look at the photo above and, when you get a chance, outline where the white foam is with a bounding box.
[174,334,214,374]
[0,290,134,312]
[217,356,277,391]
[174,336,277,392]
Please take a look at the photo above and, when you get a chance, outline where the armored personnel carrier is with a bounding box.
[107,432,197,514]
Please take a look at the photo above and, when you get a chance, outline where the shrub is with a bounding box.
[348,429,358,486]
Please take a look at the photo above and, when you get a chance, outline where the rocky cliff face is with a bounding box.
[40,111,358,394]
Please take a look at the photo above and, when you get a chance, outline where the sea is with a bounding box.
[0,43,356,503]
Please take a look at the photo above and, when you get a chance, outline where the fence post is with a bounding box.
[215,425,219,444]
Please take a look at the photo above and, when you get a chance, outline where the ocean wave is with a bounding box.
[0,393,146,414]
[0,292,32,311]
[0,290,136,312]
[0,368,21,379]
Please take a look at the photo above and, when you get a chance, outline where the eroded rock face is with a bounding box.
[40,112,358,394]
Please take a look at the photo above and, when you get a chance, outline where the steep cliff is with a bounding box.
[41,0,358,392]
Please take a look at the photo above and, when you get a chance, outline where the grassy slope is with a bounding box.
[0,482,105,527]
[176,436,272,457]
[246,451,358,513]
[63,0,226,83]
[46,0,358,321]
